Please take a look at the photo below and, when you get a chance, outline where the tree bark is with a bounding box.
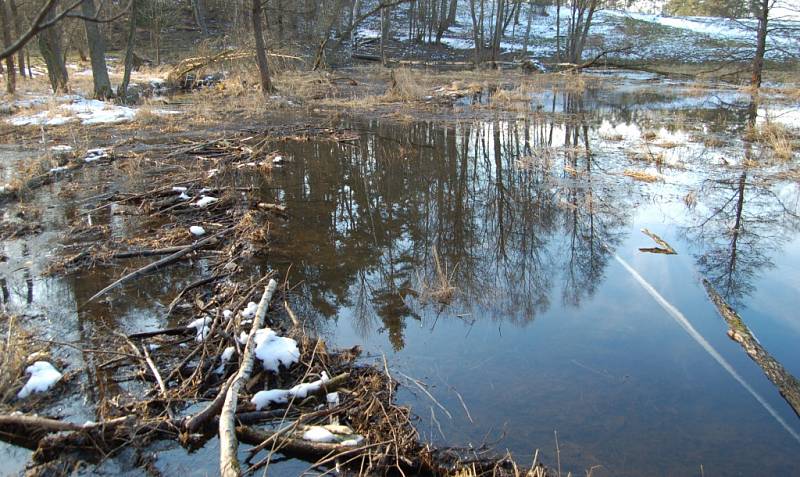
[251,0,274,94]
[80,0,112,99]
[0,0,16,93]
[37,6,68,93]
[447,0,458,26]
[350,0,362,48]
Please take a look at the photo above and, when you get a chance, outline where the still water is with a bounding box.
[2,72,799,476]
[261,77,800,476]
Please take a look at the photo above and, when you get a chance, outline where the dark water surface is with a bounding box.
[2,73,799,476]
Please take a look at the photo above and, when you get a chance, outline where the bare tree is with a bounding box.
[751,0,769,88]
[8,0,25,77]
[119,0,138,100]
[565,0,598,64]
[252,0,274,94]
[38,6,69,93]
[0,0,16,93]
[191,0,209,36]
[81,0,112,99]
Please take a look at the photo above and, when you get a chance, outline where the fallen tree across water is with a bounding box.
[704,279,800,417]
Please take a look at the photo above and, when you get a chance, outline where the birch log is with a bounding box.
[219,278,278,477]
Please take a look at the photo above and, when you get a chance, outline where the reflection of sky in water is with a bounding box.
[1,80,799,475]
[264,90,800,475]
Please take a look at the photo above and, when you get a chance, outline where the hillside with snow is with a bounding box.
[359,1,800,66]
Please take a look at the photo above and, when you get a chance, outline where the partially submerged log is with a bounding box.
[704,279,800,417]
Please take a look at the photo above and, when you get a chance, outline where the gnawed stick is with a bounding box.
[640,228,677,255]
[184,374,236,433]
[703,279,800,417]
[219,279,278,477]
[82,227,232,307]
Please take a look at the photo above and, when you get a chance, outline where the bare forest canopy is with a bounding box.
[0,0,798,99]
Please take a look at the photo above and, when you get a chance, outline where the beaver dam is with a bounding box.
[1,68,800,476]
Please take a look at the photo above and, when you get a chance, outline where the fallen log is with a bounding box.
[220,279,278,477]
[703,279,800,417]
[0,414,130,449]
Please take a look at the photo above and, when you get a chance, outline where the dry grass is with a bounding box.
[384,68,431,102]
[623,169,661,182]
[758,121,796,161]
[0,315,37,404]
[416,246,458,305]
[628,149,665,165]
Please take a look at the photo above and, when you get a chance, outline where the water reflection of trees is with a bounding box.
[683,104,800,306]
[268,94,630,350]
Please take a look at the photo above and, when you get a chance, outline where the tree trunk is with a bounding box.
[192,0,209,36]
[252,0,274,94]
[37,7,68,93]
[469,0,482,65]
[491,0,505,65]
[81,0,113,99]
[118,0,138,101]
[219,280,278,477]
[556,0,561,61]
[350,0,362,48]
[380,5,390,65]
[447,0,458,26]
[8,0,24,77]
[0,0,16,93]
[435,0,448,43]
[522,0,533,57]
[752,0,768,88]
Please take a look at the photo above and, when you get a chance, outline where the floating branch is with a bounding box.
[639,228,677,255]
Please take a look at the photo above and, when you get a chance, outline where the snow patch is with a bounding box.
[18,361,63,398]
[194,195,218,207]
[187,317,212,342]
[253,328,300,372]
[214,346,236,374]
[302,426,337,443]
[240,301,258,319]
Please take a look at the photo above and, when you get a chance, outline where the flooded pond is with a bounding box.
[262,77,800,475]
[2,71,799,476]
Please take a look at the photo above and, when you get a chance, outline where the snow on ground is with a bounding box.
[759,106,800,130]
[18,361,63,398]
[363,1,800,63]
[5,94,181,127]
